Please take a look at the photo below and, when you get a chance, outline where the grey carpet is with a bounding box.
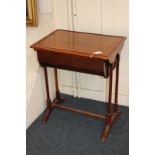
[26,94,129,155]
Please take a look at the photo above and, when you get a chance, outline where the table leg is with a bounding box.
[101,56,121,142]
[114,55,120,113]
[101,64,113,142]
[42,67,65,122]
[54,68,65,103]
[54,68,60,100]
[42,67,52,122]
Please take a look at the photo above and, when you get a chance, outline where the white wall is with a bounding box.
[26,0,56,128]
[26,67,55,128]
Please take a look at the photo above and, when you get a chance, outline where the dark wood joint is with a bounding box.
[106,113,112,124]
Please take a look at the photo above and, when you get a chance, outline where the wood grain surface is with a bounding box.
[31,29,126,62]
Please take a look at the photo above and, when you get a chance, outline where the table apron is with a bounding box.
[37,50,111,77]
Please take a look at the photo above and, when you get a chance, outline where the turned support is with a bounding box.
[44,67,51,108]
[42,67,65,122]
[101,55,121,142]
[114,55,120,113]
[54,68,60,100]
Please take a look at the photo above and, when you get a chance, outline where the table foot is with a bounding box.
[42,108,52,122]
[100,124,110,142]
[42,98,65,122]
[100,112,121,142]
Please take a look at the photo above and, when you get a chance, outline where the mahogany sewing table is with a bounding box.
[31,29,126,142]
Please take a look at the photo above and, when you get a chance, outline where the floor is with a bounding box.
[26,94,129,155]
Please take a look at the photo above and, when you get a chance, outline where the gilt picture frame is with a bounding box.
[26,0,38,26]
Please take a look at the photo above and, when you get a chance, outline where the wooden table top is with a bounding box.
[31,29,126,63]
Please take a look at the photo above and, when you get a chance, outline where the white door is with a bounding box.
[70,0,107,101]
[55,0,129,105]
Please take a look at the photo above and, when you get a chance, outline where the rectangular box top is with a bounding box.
[31,29,126,62]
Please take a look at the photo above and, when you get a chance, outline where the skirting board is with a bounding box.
[59,85,129,106]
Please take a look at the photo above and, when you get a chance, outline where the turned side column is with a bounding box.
[54,68,60,100]
[114,55,120,113]
[44,67,51,108]
[106,64,113,124]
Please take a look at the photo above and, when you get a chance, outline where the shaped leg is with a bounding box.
[101,56,121,142]
[42,67,65,122]
[101,112,121,142]
[42,67,52,122]
[101,64,113,142]
[54,68,65,103]
[114,55,120,113]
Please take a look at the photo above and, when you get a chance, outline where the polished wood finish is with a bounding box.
[42,98,65,123]
[100,64,113,142]
[54,68,60,100]
[31,30,126,78]
[31,30,126,63]
[42,67,65,122]
[31,29,126,142]
[43,67,51,107]
[53,104,106,120]
[107,65,113,114]
[37,50,107,77]
[42,108,52,122]
[43,67,52,122]
[100,55,121,142]
[114,55,120,112]
[101,112,121,142]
